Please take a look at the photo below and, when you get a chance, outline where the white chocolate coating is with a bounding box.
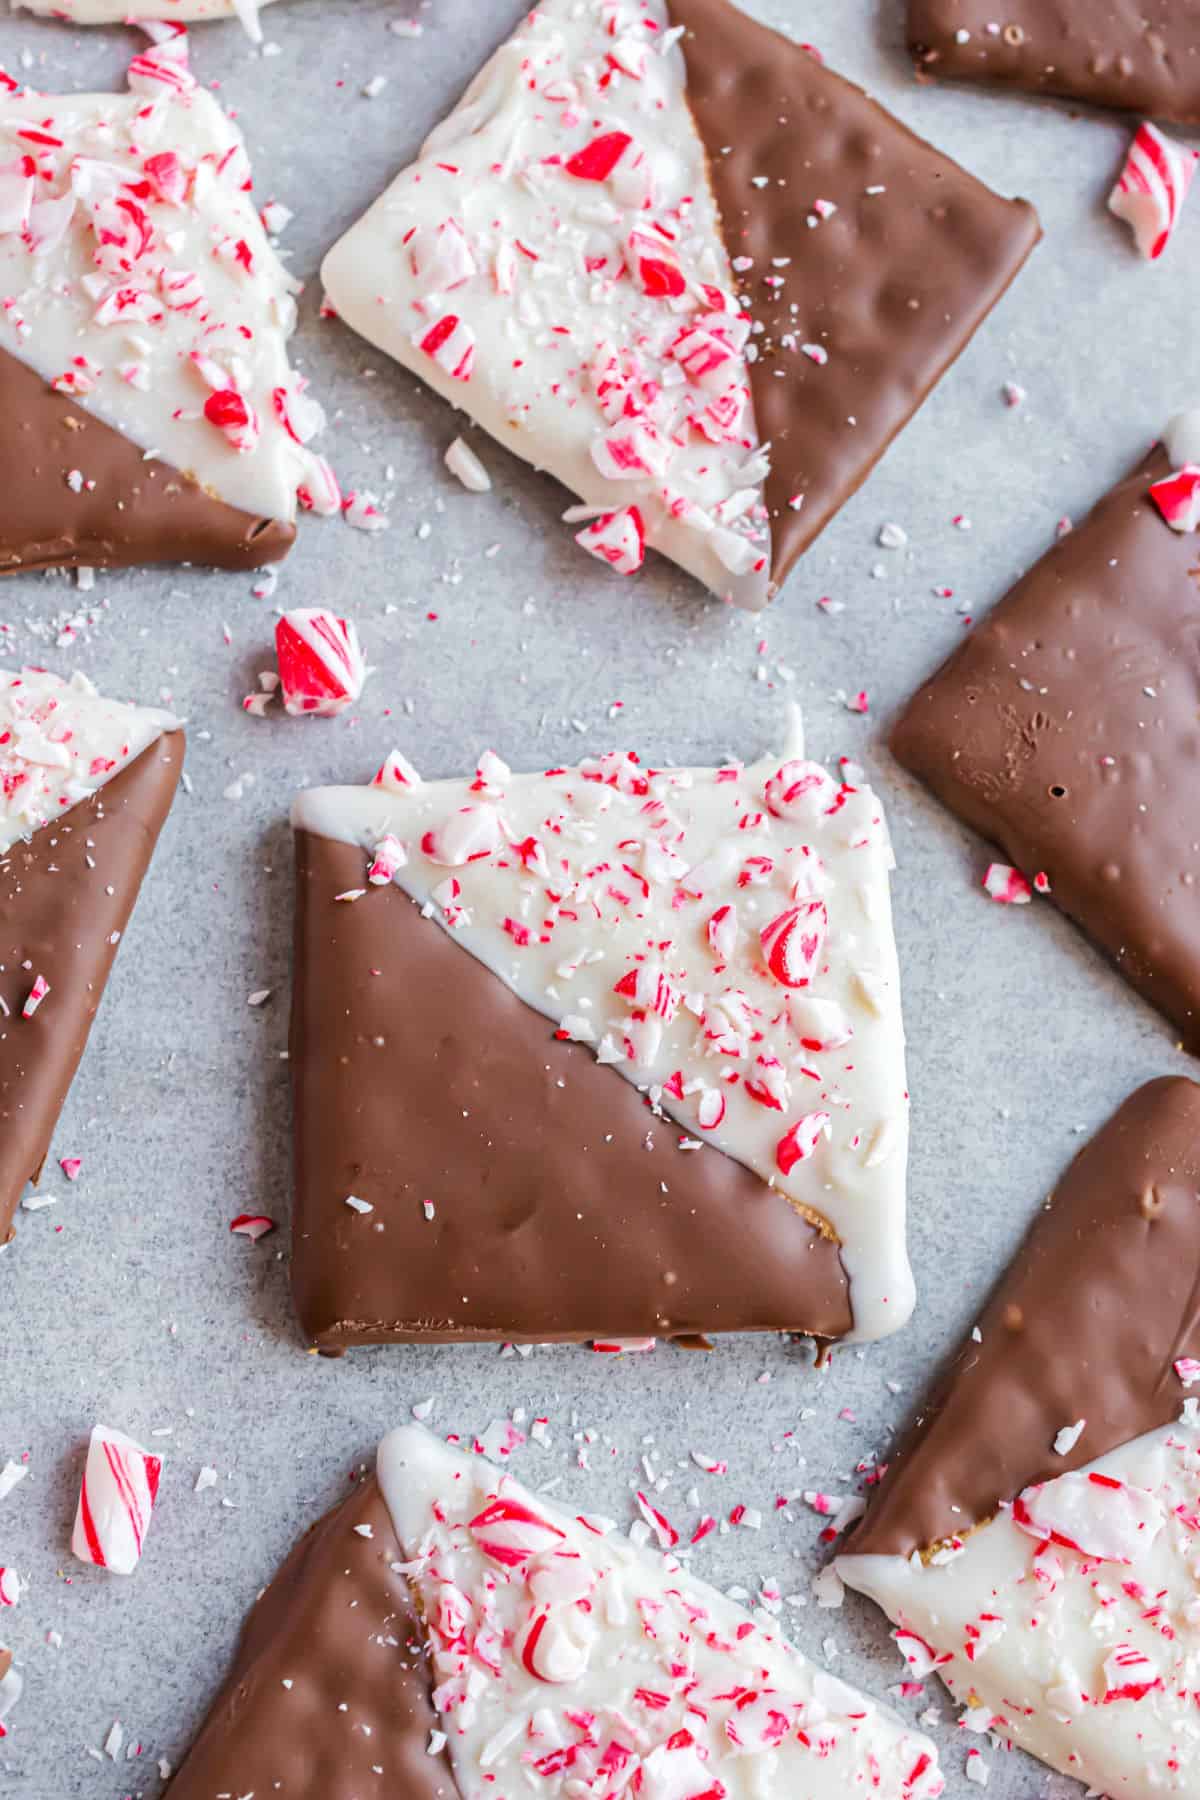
[292,717,914,1343]
[377,1424,944,1799]
[839,1411,1200,1798]
[1165,408,1200,466]
[14,0,277,40]
[0,49,331,524]
[0,666,175,857]
[321,0,773,608]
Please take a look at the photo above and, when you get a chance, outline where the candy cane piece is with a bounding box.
[575,506,645,574]
[1108,122,1198,261]
[71,1426,162,1576]
[275,609,366,718]
[1149,464,1200,532]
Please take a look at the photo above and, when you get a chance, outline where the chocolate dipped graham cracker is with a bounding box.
[0,668,183,1245]
[169,1425,945,1799]
[908,0,1200,126]
[289,719,913,1350]
[893,412,1200,1052]
[840,1076,1200,1798]
[0,35,336,578]
[322,0,1039,607]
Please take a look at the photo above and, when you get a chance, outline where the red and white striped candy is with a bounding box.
[21,975,49,1019]
[518,1607,591,1683]
[468,1494,565,1567]
[592,420,671,481]
[420,802,502,867]
[696,1088,726,1131]
[527,1549,595,1608]
[412,313,476,381]
[1102,1642,1163,1703]
[1108,122,1198,260]
[367,833,408,885]
[640,1731,713,1800]
[760,899,827,988]
[230,1213,276,1241]
[613,964,678,1021]
[671,321,739,391]
[763,759,836,822]
[1012,1469,1164,1563]
[982,863,1032,905]
[409,217,477,292]
[565,130,633,183]
[297,456,343,518]
[776,1110,831,1175]
[203,389,260,454]
[788,995,853,1052]
[706,902,738,962]
[626,226,685,299]
[1150,464,1200,532]
[744,1053,790,1111]
[372,748,422,793]
[71,1425,162,1576]
[575,506,645,574]
[275,609,366,718]
[635,1490,679,1549]
[893,1628,952,1680]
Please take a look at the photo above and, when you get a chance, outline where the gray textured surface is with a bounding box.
[0,2,1194,1795]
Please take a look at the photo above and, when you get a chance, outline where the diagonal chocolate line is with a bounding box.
[907,0,1200,126]
[0,348,295,575]
[288,828,853,1351]
[671,0,1041,588]
[848,1077,1200,1560]
[0,732,184,1243]
[166,1475,461,1800]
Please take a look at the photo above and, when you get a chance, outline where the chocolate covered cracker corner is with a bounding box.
[893,409,1200,1052]
[289,720,913,1349]
[839,1077,1200,1798]
[0,667,183,1244]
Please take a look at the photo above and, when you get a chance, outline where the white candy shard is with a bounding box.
[378,1425,944,1797]
[0,667,175,858]
[322,0,772,608]
[444,437,492,494]
[71,1425,163,1576]
[0,37,333,528]
[292,713,912,1342]
[840,1418,1200,1798]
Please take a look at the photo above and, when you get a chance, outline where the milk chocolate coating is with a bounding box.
[168,1476,460,1800]
[908,0,1200,125]
[0,732,183,1244]
[893,447,1200,1051]
[849,1078,1200,1559]
[671,0,1041,589]
[0,348,295,574]
[289,828,852,1350]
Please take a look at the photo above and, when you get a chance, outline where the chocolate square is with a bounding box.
[892,445,1200,1052]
